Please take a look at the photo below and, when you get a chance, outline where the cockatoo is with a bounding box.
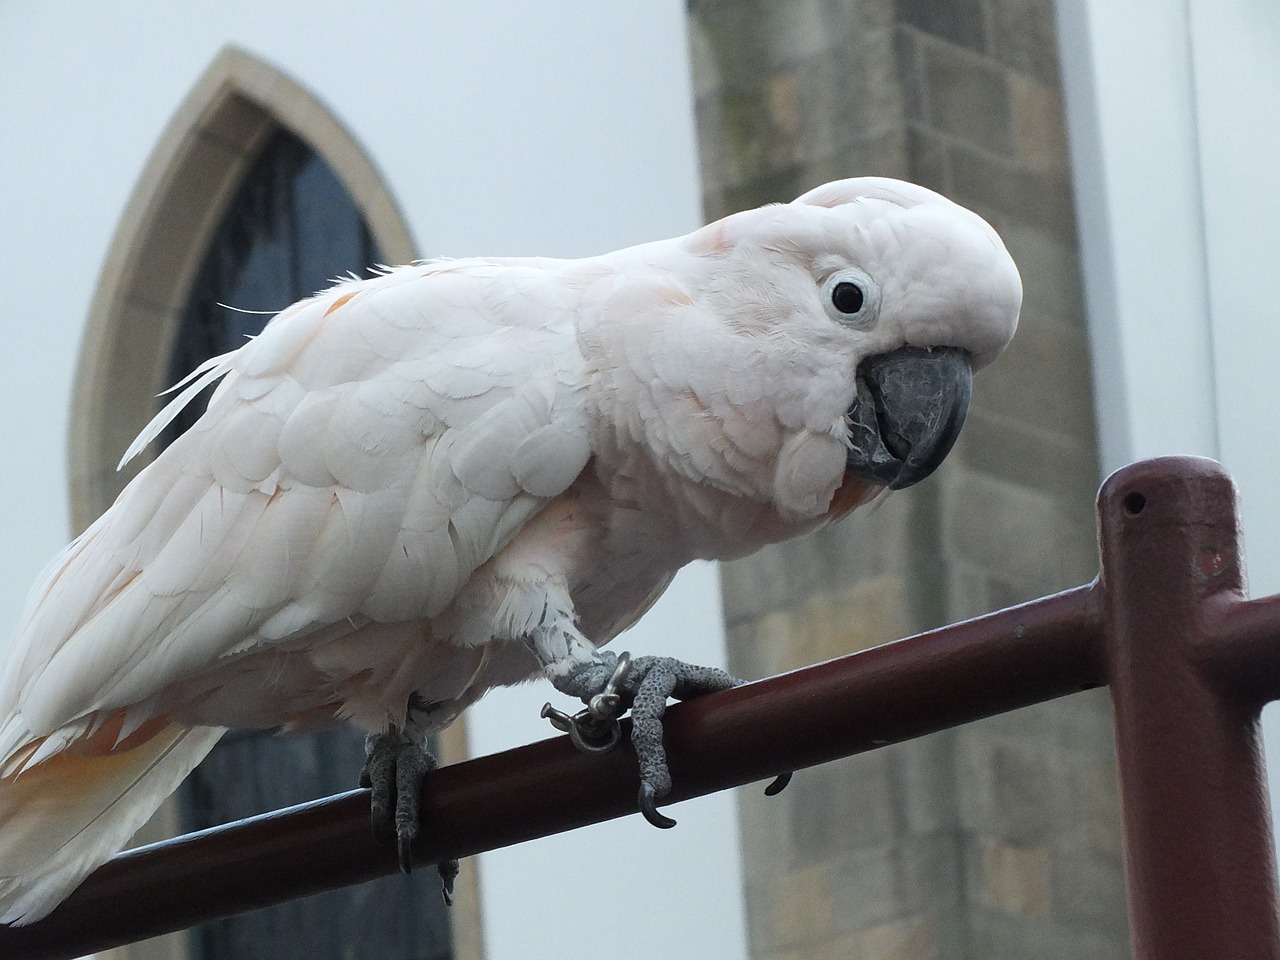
[0,177,1020,925]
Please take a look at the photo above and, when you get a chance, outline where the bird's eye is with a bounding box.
[821,270,877,328]
[831,281,865,315]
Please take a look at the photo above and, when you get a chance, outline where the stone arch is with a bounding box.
[68,45,416,533]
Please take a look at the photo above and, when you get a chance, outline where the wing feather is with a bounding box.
[2,259,596,740]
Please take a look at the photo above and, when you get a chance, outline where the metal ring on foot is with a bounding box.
[540,703,623,754]
[540,651,633,755]
[587,651,631,722]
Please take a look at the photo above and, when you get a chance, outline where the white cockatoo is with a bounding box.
[0,177,1020,925]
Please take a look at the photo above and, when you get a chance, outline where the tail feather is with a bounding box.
[0,722,224,925]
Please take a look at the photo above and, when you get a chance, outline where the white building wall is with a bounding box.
[1189,0,1280,596]
[1057,0,1280,833]
[0,4,747,958]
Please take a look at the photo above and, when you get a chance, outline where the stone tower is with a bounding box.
[687,1,1129,957]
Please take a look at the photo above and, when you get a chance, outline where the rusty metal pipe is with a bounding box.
[0,586,1102,960]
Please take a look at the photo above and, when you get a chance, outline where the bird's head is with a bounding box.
[683,177,1021,500]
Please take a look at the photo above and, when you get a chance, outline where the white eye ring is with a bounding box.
[821,269,879,328]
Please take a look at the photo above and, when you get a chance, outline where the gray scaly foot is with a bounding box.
[359,728,459,904]
[545,651,772,828]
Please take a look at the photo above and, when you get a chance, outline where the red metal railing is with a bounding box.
[3,456,1278,960]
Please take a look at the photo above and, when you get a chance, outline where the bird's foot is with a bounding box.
[546,652,771,828]
[359,728,458,903]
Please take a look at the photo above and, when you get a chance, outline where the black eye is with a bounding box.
[831,281,864,315]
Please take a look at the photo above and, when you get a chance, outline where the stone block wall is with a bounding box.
[687,1,1128,957]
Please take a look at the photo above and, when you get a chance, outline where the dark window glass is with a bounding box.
[166,129,381,435]
[166,128,452,960]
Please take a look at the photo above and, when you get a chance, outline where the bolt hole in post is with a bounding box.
[1123,491,1147,516]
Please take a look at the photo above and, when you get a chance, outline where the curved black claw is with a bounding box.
[639,783,677,829]
[398,832,415,875]
[438,858,460,906]
[764,772,793,797]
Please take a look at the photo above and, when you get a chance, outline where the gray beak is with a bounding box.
[844,345,973,490]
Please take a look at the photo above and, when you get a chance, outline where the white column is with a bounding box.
[1057,0,1280,841]
[1055,0,1220,475]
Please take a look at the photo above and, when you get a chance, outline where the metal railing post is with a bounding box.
[1098,457,1280,960]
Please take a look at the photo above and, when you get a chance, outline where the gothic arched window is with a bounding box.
[71,46,468,960]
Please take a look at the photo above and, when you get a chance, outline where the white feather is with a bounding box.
[118,350,239,469]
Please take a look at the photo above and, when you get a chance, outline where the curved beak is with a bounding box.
[844,345,973,490]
